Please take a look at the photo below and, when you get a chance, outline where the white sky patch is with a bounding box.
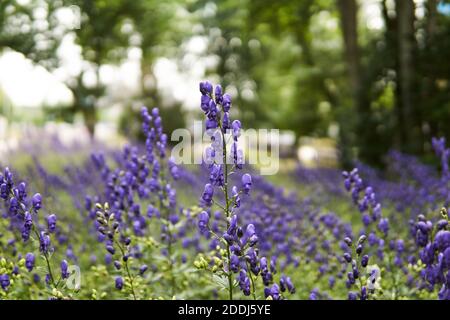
[154,35,211,111]
[0,50,72,108]
[1,31,209,114]
[361,0,384,30]
[54,33,84,81]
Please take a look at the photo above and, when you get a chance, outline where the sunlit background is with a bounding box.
[1,0,450,168]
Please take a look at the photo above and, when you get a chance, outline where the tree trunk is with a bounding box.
[423,0,438,140]
[426,0,438,38]
[337,0,360,106]
[337,0,362,165]
[395,0,417,153]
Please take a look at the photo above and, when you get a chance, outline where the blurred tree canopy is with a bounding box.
[190,0,450,166]
[0,0,64,68]
[1,0,450,166]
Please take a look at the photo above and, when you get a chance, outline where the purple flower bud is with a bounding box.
[417,221,431,234]
[199,81,213,95]
[47,214,57,233]
[265,283,281,300]
[201,184,214,206]
[260,257,268,273]
[238,270,251,296]
[232,186,241,208]
[201,95,211,112]
[280,275,295,294]
[437,219,448,230]
[241,174,252,194]
[348,292,358,300]
[205,146,215,165]
[231,120,241,140]
[139,264,148,275]
[230,254,239,273]
[344,237,352,247]
[358,235,367,244]
[25,253,35,272]
[115,276,124,290]
[32,193,42,212]
[61,260,69,279]
[343,252,352,263]
[22,212,33,241]
[435,230,450,251]
[206,119,218,130]
[356,244,363,255]
[0,274,10,290]
[361,286,368,300]
[245,224,258,246]
[222,94,231,112]
[215,84,223,103]
[151,107,159,117]
[106,245,115,255]
[39,232,51,253]
[347,271,355,284]
[198,211,209,232]
[361,255,369,267]
[222,112,231,130]
[378,218,389,236]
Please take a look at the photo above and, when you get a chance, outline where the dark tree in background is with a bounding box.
[1,0,450,167]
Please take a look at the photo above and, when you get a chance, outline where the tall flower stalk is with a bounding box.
[0,167,60,293]
[196,81,293,300]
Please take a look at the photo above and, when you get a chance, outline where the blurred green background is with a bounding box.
[1,0,450,167]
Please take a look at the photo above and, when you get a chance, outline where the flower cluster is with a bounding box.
[196,81,293,300]
[83,105,192,299]
[342,235,372,300]
[415,208,450,299]
[432,137,450,180]
[0,167,59,290]
[342,169,382,228]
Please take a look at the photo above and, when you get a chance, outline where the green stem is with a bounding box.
[115,239,137,300]
[167,228,176,297]
[221,125,233,301]
[32,227,56,288]
[159,164,176,297]
[246,260,257,300]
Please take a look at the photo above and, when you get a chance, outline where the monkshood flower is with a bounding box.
[139,265,148,276]
[198,211,210,234]
[140,107,182,274]
[280,275,295,294]
[308,288,320,300]
[242,174,252,195]
[0,167,58,288]
[25,253,35,272]
[32,193,42,212]
[87,105,185,298]
[196,81,290,300]
[40,231,51,253]
[115,276,124,290]
[0,274,10,291]
[238,270,251,296]
[342,169,383,226]
[415,208,450,300]
[47,214,57,233]
[201,184,214,207]
[61,260,69,279]
[264,283,281,300]
[95,202,137,299]
[432,137,449,179]
[342,235,375,300]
